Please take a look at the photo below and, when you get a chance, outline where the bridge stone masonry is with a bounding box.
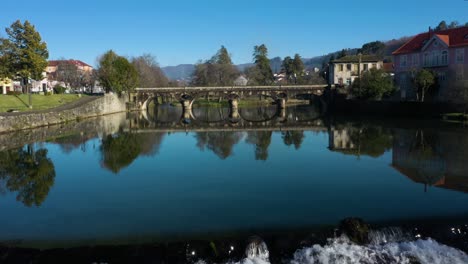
[134,85,330,116]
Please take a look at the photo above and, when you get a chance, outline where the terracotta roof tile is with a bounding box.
[393,26,468,55]
[48,60,92,68]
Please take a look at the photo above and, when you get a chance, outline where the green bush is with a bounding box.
[45,91,53,96]
[53,85,67,94]
[6,91,22,96]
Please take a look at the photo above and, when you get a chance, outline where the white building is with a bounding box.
[329,55,383,87]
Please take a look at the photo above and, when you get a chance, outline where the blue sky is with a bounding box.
[1,0,467,67]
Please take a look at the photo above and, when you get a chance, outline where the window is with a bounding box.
[424,53,430,66]
[434,41,438,47]
[456,49,465,63]
[400,55,407,67]
[346,78,352,85]
[363,64,368,71]
[346,64,352,71]
[441,51,448,65]
[438,72,446,82]
[432,51,439,66]
[338,64,344,71]
[457,70,464,81]
[372,63,377,69]
[400,74,407,90]
[413,54,419,66]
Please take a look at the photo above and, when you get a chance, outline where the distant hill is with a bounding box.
[161,37,411,81]
[161,64,195,81]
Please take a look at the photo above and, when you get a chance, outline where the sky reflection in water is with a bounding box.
[0,106,467,245]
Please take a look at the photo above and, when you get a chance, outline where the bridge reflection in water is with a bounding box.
[131,104,326,133]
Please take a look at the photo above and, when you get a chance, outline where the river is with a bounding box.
[0,104,467,263]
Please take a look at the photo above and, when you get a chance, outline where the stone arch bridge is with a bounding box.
[134,85,329,118]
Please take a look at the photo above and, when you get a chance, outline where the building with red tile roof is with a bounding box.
[46,60,93,77]
[393,26,468,102]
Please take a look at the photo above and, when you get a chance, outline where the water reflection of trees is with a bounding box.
[0,145,56,207]
[282,131,305,149]
[246,131,273,160]
[195,132,243,159]
[100,132,165,173]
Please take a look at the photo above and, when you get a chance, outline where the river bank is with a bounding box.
[0,94,127,134]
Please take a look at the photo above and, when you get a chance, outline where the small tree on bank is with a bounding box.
[414,69,436,102]
[351,68,395,100]
[97,50,138,96]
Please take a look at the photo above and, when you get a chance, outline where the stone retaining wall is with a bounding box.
[0,94,127,134]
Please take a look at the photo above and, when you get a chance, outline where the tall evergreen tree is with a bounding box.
[292,54,305,84]
[1,20,48,93]
[212,45,233,65]
[192,46,239,86]
[250,44,273,85]
[435,20,448,31]
[282,56,294,82]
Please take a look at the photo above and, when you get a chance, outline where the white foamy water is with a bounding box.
[198,229,468,264]
[290,236,468,264]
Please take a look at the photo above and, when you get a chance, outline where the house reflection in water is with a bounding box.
[392,129,468,193]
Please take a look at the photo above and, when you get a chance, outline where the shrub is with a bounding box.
[45,91,53,96]
[6,91,22,96]
[351,68,395,100]
[53,85,67,94]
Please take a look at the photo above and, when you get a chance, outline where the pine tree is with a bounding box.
[252,44,273,85]
[292,54,305,84]
[2,20,49,87]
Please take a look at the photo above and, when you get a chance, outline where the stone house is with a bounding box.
[328,55,383,87]
[393,26,468,102]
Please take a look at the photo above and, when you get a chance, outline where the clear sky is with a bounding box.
[1,0,467,67]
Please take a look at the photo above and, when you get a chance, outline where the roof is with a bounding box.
[332,55,382,63]
[393,26,468,55]
[48,60,92,68]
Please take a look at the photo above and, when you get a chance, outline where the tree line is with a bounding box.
[0,20,171,96]
[192,44,326,87]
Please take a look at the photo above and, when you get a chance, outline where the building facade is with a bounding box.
[329,55,383,87]
[393,27,468,102]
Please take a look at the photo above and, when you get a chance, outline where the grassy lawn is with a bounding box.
[0,94,85,113]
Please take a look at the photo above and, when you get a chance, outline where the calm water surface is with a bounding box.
[0,105,467,250]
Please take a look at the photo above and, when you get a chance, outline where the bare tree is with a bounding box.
[131,54,169,88]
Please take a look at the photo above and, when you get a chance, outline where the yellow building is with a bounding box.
[0,78,14,95]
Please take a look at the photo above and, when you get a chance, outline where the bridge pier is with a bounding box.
[229,99,239,110]
[276,107,287,122]
[181,99,194,111]
[277,98,286,109]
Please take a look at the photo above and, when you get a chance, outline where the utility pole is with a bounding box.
[358,53,362,97]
